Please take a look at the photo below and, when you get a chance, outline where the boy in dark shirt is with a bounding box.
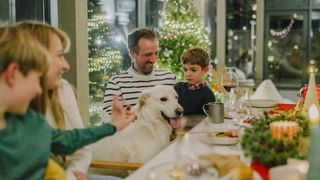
[174,47,215,115]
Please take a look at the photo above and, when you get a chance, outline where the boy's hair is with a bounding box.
[181,47,210,69]
[16,21,70,53]
[16,21,70,129]
[0,25,50,76]
[128,27,157,53]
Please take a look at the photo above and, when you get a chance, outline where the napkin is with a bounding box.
[251,79,294,104]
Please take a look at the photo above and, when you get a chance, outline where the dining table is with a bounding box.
[125,115,255,180]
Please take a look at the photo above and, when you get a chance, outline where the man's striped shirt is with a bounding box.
[103,67,177,114]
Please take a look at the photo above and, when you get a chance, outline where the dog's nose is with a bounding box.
[175,107,184,117]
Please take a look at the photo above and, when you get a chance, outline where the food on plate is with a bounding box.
[268,104,296,115]
[210,130,238,138]
[243,117,255,124]
[199,153,253,179]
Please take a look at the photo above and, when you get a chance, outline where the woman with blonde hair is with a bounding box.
[16,21,92,180]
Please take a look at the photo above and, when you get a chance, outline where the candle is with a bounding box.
[307,104,320,179]
[309,104,320,124]
[270,121,299,140]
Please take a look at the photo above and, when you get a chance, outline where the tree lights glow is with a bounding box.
[157,0,211,81]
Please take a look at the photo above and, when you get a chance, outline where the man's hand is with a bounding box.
[110,95,136,131]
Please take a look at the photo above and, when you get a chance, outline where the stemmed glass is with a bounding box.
[221,67,239,117]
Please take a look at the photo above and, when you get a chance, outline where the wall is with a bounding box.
[58,0,89,126]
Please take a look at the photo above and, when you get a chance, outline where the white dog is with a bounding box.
[92,85,184,163]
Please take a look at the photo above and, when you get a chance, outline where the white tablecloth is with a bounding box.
[126,118,251,180]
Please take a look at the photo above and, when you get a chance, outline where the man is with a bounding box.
[103,28,177,115]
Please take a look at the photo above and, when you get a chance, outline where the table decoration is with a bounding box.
[269,121,299,140]
[301,69,320,117]
[268,104,296,116]
[241,112,310,168]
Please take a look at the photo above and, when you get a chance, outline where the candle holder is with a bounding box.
[270,121,299,140]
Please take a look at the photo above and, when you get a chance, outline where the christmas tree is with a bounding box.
[158,0,211,81]
[88,0,124,123]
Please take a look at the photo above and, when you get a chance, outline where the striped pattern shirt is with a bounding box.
[103,67,177,114]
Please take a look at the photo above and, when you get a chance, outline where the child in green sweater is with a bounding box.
[0,25,135,179]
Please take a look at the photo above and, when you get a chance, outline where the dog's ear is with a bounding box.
[137,93,150,110]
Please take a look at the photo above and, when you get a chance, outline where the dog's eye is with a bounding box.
[160,97,167,101]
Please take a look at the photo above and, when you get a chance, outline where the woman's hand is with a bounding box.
[73,171,87,180]
[110,95,136,132]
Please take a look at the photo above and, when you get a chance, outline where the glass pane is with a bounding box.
[88,0,137,124]
[265,13,304,88]
[311,11,320,80]
[226,0,256,79]
[145,0,164,30]
[0,0,10,22]
[312,0,320,7]
[0,0,50,23]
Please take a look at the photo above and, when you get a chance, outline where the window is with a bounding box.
[226,0,256,79]
[88,0,137,124]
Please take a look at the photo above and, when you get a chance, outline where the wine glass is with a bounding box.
[221,67,239,117]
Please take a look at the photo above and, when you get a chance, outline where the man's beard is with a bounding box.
[142,62,154,74]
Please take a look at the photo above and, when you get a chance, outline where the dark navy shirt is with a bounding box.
[174,82,215,115]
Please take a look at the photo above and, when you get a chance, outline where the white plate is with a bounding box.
[247,99,278,108]
[198,132,239,145]
[147,162,218,180]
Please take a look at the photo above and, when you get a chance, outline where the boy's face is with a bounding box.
[183,63,208,85]
[47,34,70,90]
[8,68,42,114]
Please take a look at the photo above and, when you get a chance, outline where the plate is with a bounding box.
[147,162,218,180]
[199,132,239,145]
[247,99,278,108]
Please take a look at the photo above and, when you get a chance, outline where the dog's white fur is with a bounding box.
[92,85,183,163]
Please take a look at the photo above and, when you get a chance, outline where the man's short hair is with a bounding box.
[127,27,157,53]
[181,46,210,69]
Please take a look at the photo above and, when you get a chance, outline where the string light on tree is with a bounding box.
[88,0,123,124]
[158,0,211,82]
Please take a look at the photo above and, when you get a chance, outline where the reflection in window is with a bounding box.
[226,0,256,79]
[88,0,136,124]
[265,13,304,87]
[311,11,320,79]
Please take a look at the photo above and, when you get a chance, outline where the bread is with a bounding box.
[199,153,253,179]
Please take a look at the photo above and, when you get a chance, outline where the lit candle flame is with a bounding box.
[309,104,319,124]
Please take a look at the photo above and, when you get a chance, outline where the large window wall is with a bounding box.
[264,0,320,89]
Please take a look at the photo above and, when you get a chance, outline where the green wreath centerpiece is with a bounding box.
[241,112,310,167]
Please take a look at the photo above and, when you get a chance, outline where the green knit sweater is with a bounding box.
[0,108,116,180]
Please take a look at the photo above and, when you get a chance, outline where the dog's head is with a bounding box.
[135,85,184,129]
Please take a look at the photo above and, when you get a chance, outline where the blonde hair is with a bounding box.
[0,25,50,113]
[0,25,49,76]
[16,21,71,129]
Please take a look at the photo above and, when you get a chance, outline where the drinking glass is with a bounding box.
[221,67,239,117]
[221,67,238,93]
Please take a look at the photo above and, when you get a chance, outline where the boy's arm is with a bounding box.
[51,123,116,155]
[103,78,122,115]
[51,95,136,155]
